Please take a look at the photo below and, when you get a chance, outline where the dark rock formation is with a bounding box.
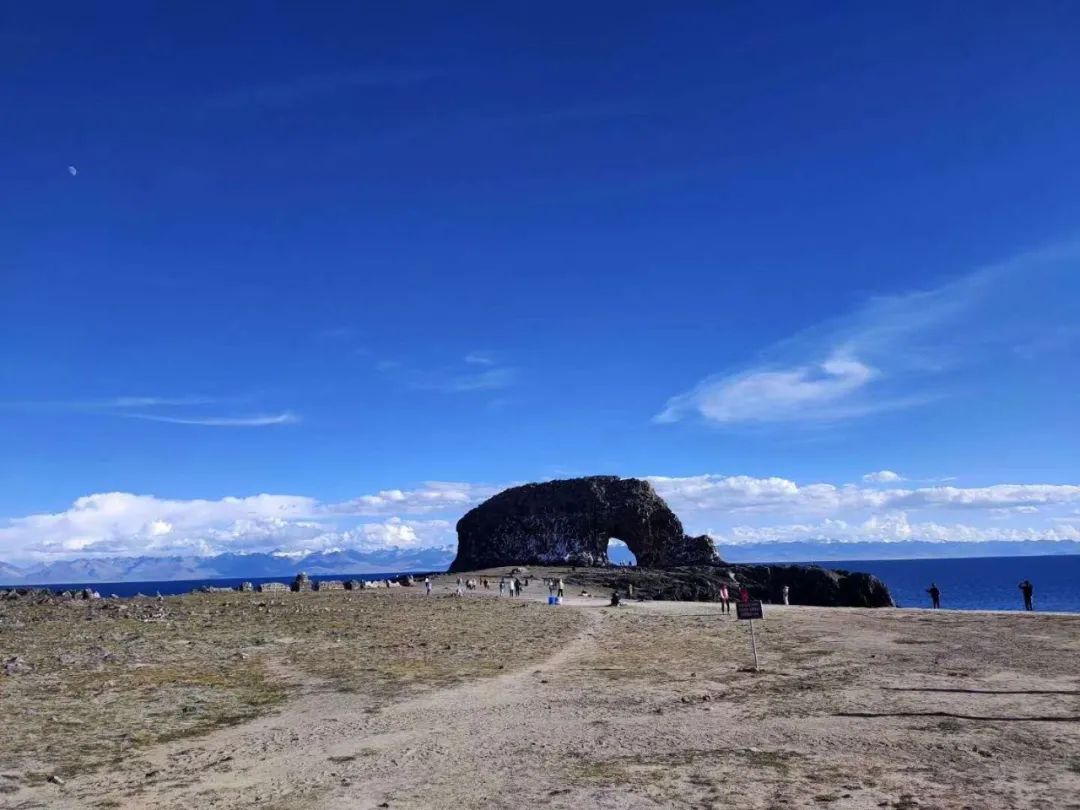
[568,564,895,608]
[451,476,719,572]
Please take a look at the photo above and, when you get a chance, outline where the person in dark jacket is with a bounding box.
[927,583,941,609]
[1018,580,1034,611]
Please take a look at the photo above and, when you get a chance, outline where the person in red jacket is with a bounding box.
[739,587,750,603]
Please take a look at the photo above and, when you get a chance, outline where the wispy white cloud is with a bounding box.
[125,412,299,427]
[464,350,497,365]
[3,394,299,428]
[205,68,445,111]
[379,357,517,393]
[3,395,218,410]
[657,243,1079,426]
[862,470,904,483]
[428,367,516,392]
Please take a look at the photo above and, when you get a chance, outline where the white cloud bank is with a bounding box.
[2,475,1078,563]
[0,490,457,562]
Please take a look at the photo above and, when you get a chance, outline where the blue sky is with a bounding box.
[1,2,1078,563]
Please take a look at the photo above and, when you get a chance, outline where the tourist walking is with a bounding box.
[557,578,565,599]
[499,577,506,596]
[424,577,432,595]
[719,584,730,613]
[1018,579,1034,611]
[514,577,523,595]
[927,582,941,609]
[782,585,790,606]
[508,578,517,597]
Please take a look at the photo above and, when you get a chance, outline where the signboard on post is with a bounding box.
[735,599,764,670]
[736,600,764,620]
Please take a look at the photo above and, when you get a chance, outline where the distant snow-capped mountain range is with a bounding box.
[2,539,1078,586]
[0,547,457,586]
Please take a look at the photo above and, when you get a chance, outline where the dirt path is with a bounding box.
[17,605,608,809]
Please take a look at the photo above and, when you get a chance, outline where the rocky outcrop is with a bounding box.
[568,564,895,608]
[450,476,719,572]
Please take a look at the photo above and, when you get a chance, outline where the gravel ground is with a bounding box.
[2,568,1078,809]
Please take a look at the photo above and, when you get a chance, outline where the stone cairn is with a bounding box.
[291,572,314,592]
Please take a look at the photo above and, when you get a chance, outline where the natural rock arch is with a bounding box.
[449,476,719,572]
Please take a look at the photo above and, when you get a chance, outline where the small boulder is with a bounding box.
[4,656,32,676]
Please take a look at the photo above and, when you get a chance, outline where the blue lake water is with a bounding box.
[6,555,1079,612]
[4,572,403,598]
[805,555,1080,612]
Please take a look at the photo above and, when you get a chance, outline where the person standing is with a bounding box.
[508,578,517,598]
[927,582,941,609]
[782,585,790,606]
[499,577,506,596]
[424,577,432,596]
[719,584,730,614]
[1019,579,1034,611]
[557,578,565,599]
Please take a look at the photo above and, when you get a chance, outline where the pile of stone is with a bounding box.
[257,581,289,593]
[315,580,344,591]
[291,572,313,592]
[239,581,254,592]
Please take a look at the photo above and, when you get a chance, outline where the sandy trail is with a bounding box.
[10,581,1080,810]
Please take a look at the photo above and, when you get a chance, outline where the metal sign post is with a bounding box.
[736,599,764,671]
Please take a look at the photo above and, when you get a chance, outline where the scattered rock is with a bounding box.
[3,656,32,676]
[568,565,894,608]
